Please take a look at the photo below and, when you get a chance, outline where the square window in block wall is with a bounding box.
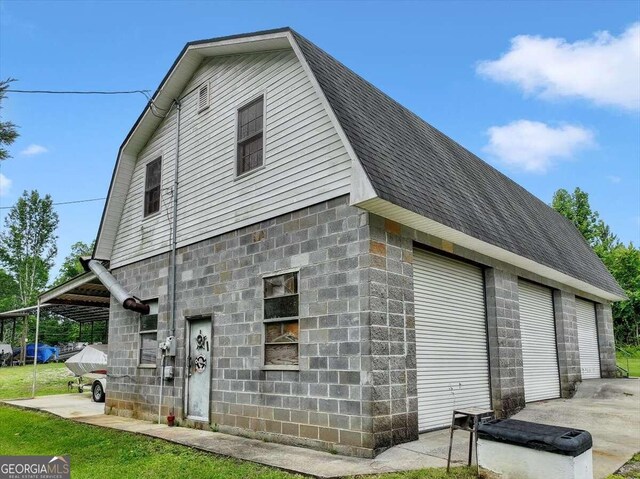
[263,272,299,367]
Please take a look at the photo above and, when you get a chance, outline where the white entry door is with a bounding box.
[186,317,212,421]
[414,249,491,431]
[518,280,560,402]
[576,298,601,379]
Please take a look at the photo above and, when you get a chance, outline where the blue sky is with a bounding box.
[1,0,639,280]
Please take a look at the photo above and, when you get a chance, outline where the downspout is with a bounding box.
[87,260,150,314]
[166,99,181,424]
[169,99,181,337]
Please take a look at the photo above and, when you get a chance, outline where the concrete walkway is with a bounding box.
[4,378,639,478]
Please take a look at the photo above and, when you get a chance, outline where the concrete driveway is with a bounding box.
[513,378,640,478]
[2,379,638,478]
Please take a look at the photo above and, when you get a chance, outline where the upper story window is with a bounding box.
[263,272,299,368]
[144,157,161,217]
[237,96,264,176]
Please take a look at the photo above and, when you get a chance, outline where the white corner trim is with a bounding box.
[350,155,377,204]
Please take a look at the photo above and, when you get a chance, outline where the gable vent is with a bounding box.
[198,83,209,112]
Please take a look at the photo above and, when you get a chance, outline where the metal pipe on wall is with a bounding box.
[169,99,181,338]
[158,352,166,424]
[87,260,149,314]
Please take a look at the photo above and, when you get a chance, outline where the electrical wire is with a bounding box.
[0,197,105,210]
[5,88,174,119]
[6,89,152,95]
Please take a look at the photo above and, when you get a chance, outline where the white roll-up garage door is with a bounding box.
[576,298,601,379]
[518,280,560,402]
[414,249,491,431]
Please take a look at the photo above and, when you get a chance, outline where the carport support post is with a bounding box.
[21,316,27,365]
[31,301,41,398]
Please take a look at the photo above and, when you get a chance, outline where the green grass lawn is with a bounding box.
[617,346,640,377]
[617,357,640,377]
[606,452,640,479]
[0,363,73,399]
[0,405,483,479]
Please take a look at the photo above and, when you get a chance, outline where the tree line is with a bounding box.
[552,188,639,345]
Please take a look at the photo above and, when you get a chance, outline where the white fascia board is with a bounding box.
[286,32,375,204]
[357,197,625,302]
[39,272,98,304]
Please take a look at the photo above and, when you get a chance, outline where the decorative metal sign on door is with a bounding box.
[194,329,209,373]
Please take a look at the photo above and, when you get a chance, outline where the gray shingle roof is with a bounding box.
[292,30,624,298]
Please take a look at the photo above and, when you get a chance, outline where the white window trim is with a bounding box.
[234,90,267,180]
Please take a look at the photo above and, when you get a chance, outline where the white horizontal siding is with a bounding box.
[111,49,351,266]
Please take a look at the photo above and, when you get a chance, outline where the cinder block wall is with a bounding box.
[105,253,171,420]
[553,290,582,397]
[364,215,418,453]
[485,268,526,416]
[105,196,618,458]
[106,196,414,457]
[596,303,617,378]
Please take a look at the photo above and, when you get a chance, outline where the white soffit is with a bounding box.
[356,197,624,302]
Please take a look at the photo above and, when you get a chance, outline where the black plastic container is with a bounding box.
[478,419,592,457]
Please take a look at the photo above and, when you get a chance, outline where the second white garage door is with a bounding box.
[518,280,560,402]
[414,249,491,431]
[576,298,601,379]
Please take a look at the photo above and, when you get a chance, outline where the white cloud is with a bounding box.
[20,144,48,156]
[484,120,595,173]
[0,173,12,197]
[477,23,640,110]
[606,175,622,183]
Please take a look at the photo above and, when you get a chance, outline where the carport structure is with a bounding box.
[0,271,110,394]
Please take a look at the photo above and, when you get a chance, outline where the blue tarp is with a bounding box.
[14,344,59,363]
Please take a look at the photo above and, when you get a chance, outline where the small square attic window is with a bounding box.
[198,83,209,112]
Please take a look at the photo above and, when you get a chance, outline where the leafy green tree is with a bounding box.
[0,190,59,307]
[0,78,19,161]
[53,240,95,286]
[601,244,640,345]
[551,187,619,256]
[552,187,639,345]
[0,268,19,312]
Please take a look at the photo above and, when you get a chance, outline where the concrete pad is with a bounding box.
[2,379,638,478]
[5,393,104,418]
[512,378,640,479]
